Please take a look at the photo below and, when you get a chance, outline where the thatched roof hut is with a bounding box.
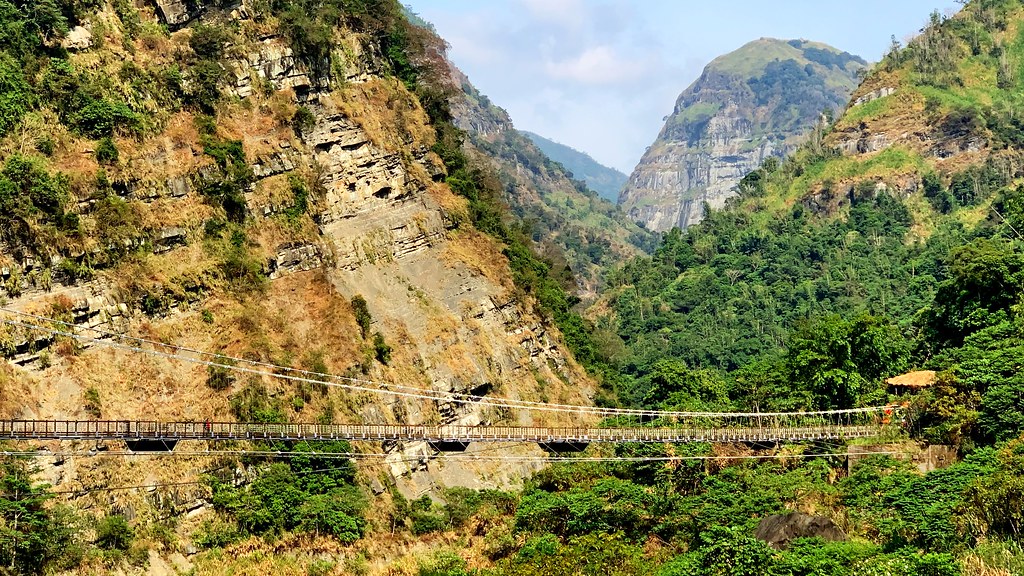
[886,370,937,394]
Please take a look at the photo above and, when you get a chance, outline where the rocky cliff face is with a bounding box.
[620,38,865,232]
[0,0,594,510]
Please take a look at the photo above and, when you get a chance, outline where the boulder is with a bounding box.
[152,0,204,29]
[754,512,846,549]
[62,26,92,51]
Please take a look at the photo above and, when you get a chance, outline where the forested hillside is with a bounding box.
[601,0,1024,433]
[448,71,654,295]
[521,131,628,203]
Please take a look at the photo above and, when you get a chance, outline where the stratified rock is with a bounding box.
[620,38,866,231]
[154,227,188,253]
[230,38,313,98]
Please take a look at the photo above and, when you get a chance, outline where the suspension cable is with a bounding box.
[0,314,890,421]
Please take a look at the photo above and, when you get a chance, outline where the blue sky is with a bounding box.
[405,0,960,174]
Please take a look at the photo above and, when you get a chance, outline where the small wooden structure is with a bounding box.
[886,370,937,395]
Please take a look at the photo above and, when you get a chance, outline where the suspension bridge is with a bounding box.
[0,408,894,452]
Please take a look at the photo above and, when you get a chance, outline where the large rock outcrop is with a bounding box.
[619,38,866,232]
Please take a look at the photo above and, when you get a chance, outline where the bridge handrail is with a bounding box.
[0,419,892,444]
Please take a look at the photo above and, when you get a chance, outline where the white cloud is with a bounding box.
[544,45,654,86]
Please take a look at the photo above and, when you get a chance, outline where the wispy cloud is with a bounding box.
[544,45,657,86]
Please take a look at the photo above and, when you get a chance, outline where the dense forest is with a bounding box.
[3,0,1024,575]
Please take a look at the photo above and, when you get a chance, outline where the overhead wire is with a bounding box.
[0,448,901,500]
[0,312,889,421]
[1,446,901,464]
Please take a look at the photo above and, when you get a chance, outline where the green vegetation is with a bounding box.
[351,294,371,338]
[206,356,236,391]
[0,154,78,251]
[709,38,863,87]
[374,441,1024,575]
[0,459,85,574]
[207,442,364,542]
[83,387,101,417]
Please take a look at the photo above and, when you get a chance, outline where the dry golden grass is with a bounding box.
[440,231,514,292]
[249,214,321,256]
[217,97,298,159]
[425,179,469,223]
[0,363,32,418]
[327,77,435,153]
[962,557,1013,576]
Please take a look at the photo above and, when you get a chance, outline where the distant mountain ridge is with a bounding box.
[522,131,628,203]
[446,65,654,296]
[619,38,866,231]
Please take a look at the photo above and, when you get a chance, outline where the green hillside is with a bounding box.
[602,0,1024,413]
[709,37,866,80]
[521,131,628,203]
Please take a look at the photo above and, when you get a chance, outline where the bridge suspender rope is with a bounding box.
[0,312,901,451]
[0,419,884,447]
[0,313,895,420]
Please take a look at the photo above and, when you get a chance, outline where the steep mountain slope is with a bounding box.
[521,131,628,203]
[0,0,598,564]
[619,38,866,231]
[444,68,654,296]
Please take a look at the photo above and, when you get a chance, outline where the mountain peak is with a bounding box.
[619,38,866,232]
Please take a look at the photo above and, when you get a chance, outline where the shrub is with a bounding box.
[95,137,119,165]
[70,99,141,139]
[35,136,55,156]
[229,380,284,423]
[292,106,315,135]
[95,515,133,550]
[351,295,371,338]
[0,155,74,243]
[189,24,230,60]
[83,388,101,417]
[417,550,469,576]
[206,356,235,391]
[219,240,265,293]
[296,493,365,542]
[284,174,309,221]
[411,510,447,535]
[192,518,241,549]
[198,137,251,222]
[308,560,336,576]
[372,332,391,364]
[112,0,141,38]
[0,53,32,136]
[187,59,224,112]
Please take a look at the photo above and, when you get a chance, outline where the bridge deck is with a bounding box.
[0,420,882,444]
